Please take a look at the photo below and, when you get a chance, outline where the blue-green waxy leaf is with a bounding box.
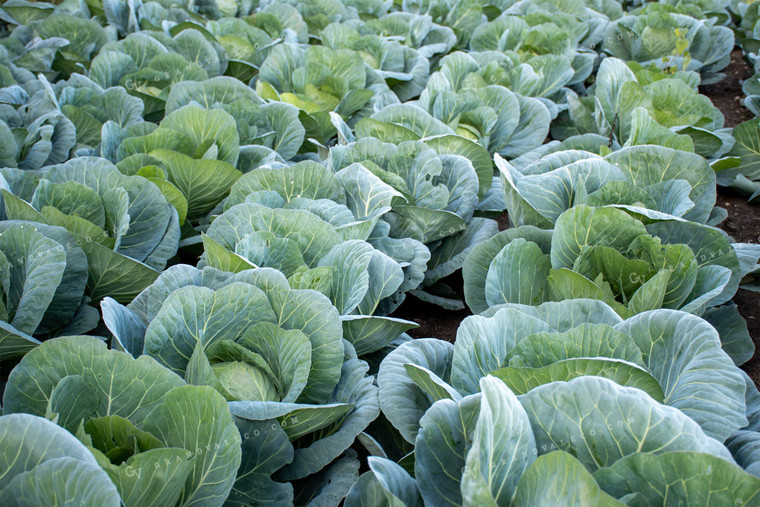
[605,145,716,224]
[0,414,119,507]
[317,240,374,314]
[358,249,405,315]
[463,226,553,314]
[103,448,195,507]
[703,304,755,367]
[47,375,99,433]
[646,220,741,308]
[726,430,760,478]
[551,206,647,270]
[230,359,379,481]
[485,238,551,307]
[298,452,361,506]
[76,238,160,304]
[403,364,462,404]
[0,218,87,336]
[491,359,664,402]
[451,308,553,395]
[149,149,241,220]
[100,297,147,358]
[207,203,341,268]
[0,321,40,363]
[236,322,312,404]
[0,413,105,487]
[513,452,623,506]
[423,135,491,201]
[345,456,422,507]
[507,323,645,368]
[378,339,455,443]
[615,310,747,442]
[200,234,257,273]
[143,283,275,376]
[461,377,536,506]
[519,377,734,471]
[480,299,625,329]
[341,316,418,357]
[226,417,294,506]
[425,218,499,286]
[84,414,196,506]
[43,157,173,263]
[266,287,344,405]
[142,386,242,506]
[31,179,106,228]
[159,104,240,166]
[334,163,404,221]
[281,359,379,481]
[0,223,65,335]
[3,336,184,425]
[594,452,760,505]
[234,233,305,276]
[501,155,626,226]
[185,340,218,389]
[414,394,481,507]
[0,457,121,506]
[226,161,344,210]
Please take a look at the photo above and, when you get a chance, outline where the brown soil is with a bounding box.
[393,296,471,342]
[392,48,760,387]
[392,272,472,343]
[700,48,755,128]
[704,49,760,385]
[717,189,760,383]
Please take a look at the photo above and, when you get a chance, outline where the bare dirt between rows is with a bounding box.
[392,48,760,386]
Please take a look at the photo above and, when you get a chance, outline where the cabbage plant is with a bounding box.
[276,0,361,36]
[356,372,758,505]
[50,74,145,154]
[401,0,487,47]
[0,79,76,170]
[428,50,575,111]
[108,104,242,225]
[718,118,760,203]
[469,12,597,87]
[359,12,457,59]
[203,196,420,353]
[90,29,223,118]
[499,0,624,50]
[242,1,311,43]
[326,135,500,306]
[165,76,305,162]
[0,30,68,79]
[101,265,380,501]
[0,413,121,505]
[416,52,552,158]
[603,9,734,84]
[553,58,733,158]
[377,299,749,441]
[0,0,56,27]
[255,42,378,143]
[0,218,93,361]
[2,335,242,506]
[498,144,719,227]
[322,22,431,102]
[357,298,760,503]
[216,159,431,317]
[462,206,756,362]
[328,137,480,243]
[2,157,180,302]
[0,11,109,78]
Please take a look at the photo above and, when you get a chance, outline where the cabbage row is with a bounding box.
[0,0,759,505]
